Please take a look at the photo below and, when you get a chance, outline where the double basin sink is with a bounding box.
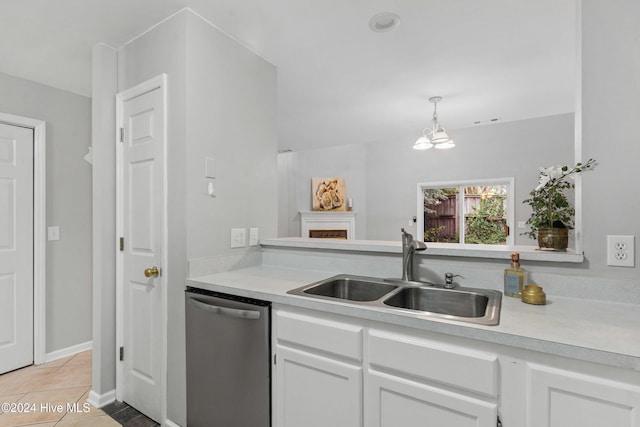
[287,274,501,326]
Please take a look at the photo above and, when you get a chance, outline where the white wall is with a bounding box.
[279,114,574,244]
[582,0,640,280]
[366,114,574,242]
[116,9,277,425]
[0,71,92,353]
[185,11,278,260]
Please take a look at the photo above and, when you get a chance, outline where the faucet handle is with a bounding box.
[401,228,412,244]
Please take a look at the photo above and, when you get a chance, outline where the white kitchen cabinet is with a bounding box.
[273,305,640,427]
[275,345,362,427]
[273,308,363,427]
[366,327,499,427]
[366,370,497,427]
[526,362,640,427]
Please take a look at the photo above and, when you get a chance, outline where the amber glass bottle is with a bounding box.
[504,252,527,297]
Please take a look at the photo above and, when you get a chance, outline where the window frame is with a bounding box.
[417,177,515,246]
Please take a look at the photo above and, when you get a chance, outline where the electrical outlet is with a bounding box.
[230,228,246,248]
[607,235,635,267]
[249,228,259,246]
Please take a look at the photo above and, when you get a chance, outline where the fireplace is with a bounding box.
[300,211,356,240]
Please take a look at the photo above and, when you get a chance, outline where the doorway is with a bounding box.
[0,113,46,374]
[115,75,168,424]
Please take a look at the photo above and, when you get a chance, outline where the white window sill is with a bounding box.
[260,237,584,263]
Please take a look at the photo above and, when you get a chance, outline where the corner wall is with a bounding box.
[116,9,277,425]
[91,43,118,398]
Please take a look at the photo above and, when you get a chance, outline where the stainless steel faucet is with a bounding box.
[401,228,427,281]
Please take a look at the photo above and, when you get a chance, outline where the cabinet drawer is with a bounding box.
[368,329,498,397]
[276,309,363,361]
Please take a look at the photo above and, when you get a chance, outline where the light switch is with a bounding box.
[205,157,216,179]
[48,226,60,241]
[249,228,259,246]
[231,228,246,248]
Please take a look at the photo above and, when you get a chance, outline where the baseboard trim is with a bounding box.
[44,340,92,364]
[87,389,116,408]
[164,419,181,427]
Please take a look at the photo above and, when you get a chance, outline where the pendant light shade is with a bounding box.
[413,96,455,150]
[413,134,432,150]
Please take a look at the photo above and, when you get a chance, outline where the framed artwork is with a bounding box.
[312,178,346,211]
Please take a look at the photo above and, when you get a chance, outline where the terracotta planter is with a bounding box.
[537,227,569,251]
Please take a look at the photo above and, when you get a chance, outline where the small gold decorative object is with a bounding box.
[521,285,546,305]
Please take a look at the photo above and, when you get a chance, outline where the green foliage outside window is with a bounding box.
[465,195,507,245]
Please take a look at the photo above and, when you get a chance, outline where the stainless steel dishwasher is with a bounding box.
[185,287,271,427]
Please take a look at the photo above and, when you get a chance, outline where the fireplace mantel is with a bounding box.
[300,211,356,240]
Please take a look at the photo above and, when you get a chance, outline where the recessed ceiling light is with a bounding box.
[369,12,400,33]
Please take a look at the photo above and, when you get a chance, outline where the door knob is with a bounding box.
[144,266,159,278]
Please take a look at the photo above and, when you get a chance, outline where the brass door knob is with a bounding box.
[144,266,159,278]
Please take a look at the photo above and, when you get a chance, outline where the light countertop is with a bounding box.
[186,265,640,370]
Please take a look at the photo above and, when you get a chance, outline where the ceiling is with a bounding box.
[0,0,576,151]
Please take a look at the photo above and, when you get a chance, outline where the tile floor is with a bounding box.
[0,351,158,427]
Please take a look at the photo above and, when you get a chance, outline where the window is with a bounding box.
[417,178,514,246]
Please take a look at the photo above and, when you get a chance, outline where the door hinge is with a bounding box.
[119,346,124,361]
[497,415,502,427]
[119,127,125,143]
[119,237,124,251]
[273,354,277,365]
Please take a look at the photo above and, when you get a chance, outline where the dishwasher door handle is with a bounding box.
[187,296,261,319]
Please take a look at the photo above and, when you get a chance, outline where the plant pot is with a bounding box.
[537,227,569,251]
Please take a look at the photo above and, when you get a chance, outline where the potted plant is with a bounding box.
[522,159,596,251]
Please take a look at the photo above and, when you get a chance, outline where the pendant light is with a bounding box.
[413,96,455,150]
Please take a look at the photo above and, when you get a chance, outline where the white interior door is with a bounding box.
[118,79,165,423]
[0,122,34,374]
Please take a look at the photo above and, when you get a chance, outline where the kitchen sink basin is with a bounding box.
[383,287,489,318]
[381,285,502,325]
[288,274,399,302]
[288,274,502,326]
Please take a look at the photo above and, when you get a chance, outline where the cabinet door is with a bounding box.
[366,370,497,427]
[527,363,640,427]
[275,345,362,427]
